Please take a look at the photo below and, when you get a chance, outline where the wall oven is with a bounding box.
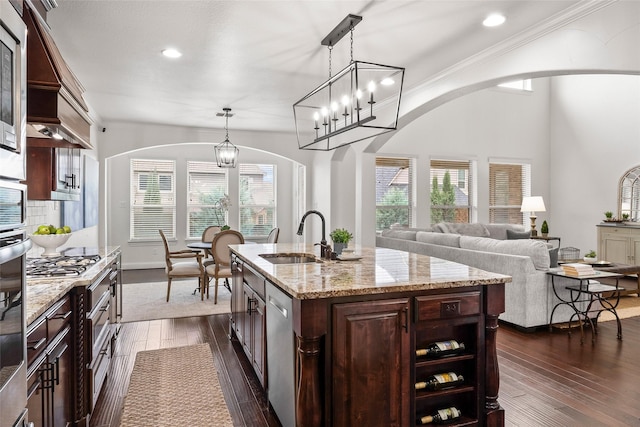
[0,181,30,427]
[0,1,27,182]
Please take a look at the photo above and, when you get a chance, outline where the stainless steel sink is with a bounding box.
[259,253,319,264]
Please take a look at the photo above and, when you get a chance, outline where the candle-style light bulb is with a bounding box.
[313,112,320,129]
[341,95,350,125]
[355,89,363,113]
[331,102,339,121]
[367,81,376,103]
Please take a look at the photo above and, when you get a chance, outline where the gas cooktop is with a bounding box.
[26,254,101,278]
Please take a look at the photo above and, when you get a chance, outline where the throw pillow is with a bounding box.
[548,247,559,268]
[506,229,530,240]
[443,223,491,238]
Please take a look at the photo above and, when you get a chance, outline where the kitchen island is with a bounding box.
[229,243,510,427]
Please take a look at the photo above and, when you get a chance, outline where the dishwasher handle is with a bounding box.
[268,296,288,319]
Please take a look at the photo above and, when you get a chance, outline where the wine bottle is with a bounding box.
[415,372,464,391]
[416,340,465,358]
[419,406,462,424]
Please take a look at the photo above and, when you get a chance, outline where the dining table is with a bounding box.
[187,241,213,258]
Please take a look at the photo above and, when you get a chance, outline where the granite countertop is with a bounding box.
[229,243,511,300]
[26,246,121,325]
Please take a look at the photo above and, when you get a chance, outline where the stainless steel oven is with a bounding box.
[0,182,30,427]
[0,1,27,182]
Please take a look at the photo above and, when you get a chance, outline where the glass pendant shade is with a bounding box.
[293,60,404,151]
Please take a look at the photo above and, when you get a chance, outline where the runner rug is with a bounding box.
[120,344,233,427]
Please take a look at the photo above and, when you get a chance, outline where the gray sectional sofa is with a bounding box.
[376,222,575,330]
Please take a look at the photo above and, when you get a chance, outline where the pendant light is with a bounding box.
[293,14,405,151]
[214,107,239,168]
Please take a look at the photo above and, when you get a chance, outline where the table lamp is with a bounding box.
[521,196,546,237]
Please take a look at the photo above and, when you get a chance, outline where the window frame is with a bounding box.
[375,156,413,231]
[488,160,531,225]
[239,163,277,239]
[186,160,229,240]
[430,159,474,225]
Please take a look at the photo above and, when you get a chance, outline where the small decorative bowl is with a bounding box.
[583,256,597,263]
[30,233,72,257]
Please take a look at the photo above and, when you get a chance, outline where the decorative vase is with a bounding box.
[542,233,548,238]
[333,242,347,256]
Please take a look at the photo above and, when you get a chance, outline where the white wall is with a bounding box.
[550,74,640,253]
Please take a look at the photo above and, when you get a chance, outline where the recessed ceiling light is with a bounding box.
[162,48,182,58]
[483,13,506,27]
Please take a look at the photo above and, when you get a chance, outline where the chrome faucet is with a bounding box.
[297,210,330,258]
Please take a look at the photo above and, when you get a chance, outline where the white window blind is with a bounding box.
[489,162,531,224]
[130,159,176,240]
[239,164,276,237]
[187,161,228,239]
[430,159,473,224]
[376,157,412,231]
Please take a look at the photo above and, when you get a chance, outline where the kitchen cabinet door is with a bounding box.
[251,294,266,387]
[332,298,411,427]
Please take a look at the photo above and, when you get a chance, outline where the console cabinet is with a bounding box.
[597,224,640,266]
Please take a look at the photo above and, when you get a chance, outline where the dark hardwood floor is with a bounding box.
[91,270,640,426]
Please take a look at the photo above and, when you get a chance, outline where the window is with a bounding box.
[498,79,532,91]
[489,161,531,224]
[130,159,175,239]
[187,161,228,239]
[239,164,276,237]
[430,159,473,224]
[376,157,412,231]
[619,165,640,221]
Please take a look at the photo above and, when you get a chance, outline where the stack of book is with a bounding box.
[561,263,596,277]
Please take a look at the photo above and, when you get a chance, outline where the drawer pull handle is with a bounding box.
[28,337,46,350]
[402,307,409,332]
[50,310,72,320]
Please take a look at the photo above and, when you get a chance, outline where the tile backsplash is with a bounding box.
[26,200,62,234]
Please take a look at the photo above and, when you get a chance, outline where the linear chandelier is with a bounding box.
[293,14,405,151]
[214,107,239,168]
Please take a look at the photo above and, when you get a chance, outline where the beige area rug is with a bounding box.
[598,296,640,322]
[121,279,231,323]
[120,344,233,427]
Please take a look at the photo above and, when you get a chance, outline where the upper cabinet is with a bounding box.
[26,140,82,201]
[22,3,93,149]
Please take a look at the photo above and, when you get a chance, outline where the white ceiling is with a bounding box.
[45,0,586,133]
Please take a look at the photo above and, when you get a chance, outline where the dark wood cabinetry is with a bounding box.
[231,257,266,386]
[413,291,483,426]
[26,295,75,427]
[332,298,411,426]
[25,141,81,201]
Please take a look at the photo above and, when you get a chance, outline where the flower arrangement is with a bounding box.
[214,194,231,229]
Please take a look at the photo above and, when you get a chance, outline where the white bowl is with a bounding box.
[583,256,597,263]
[30,233,72,257]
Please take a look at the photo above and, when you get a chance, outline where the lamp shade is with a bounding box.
[520,196,546,213]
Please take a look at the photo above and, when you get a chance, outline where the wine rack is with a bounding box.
[413,291,483,426]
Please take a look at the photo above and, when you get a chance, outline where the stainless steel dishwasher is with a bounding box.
[266,282,295,427]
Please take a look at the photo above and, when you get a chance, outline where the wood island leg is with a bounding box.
[296,335,323,427]
[484,282,505,426]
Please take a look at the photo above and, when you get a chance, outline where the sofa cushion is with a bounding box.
[416,231,461,248]
[432,223,448,233]
[459,236,551,270]
[390,224,433,232]
[442,223,491,238]
[380,229,418,240]
[485,223,526,240]
[506,229,531,240]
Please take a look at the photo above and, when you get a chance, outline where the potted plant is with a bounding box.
[584,250,597,263]
[330,228,353,255]
[540,220,549,237]
[604,211,613,220]
[622,213,630,221]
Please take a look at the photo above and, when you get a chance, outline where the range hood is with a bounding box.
[23,4,93,149]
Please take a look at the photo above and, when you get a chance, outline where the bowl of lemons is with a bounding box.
[30,224,73,257]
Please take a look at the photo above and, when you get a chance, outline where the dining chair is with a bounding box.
[205,230,244,303]
[201,226,221,258]
[266,227,279,243]
[159,229,206,301]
